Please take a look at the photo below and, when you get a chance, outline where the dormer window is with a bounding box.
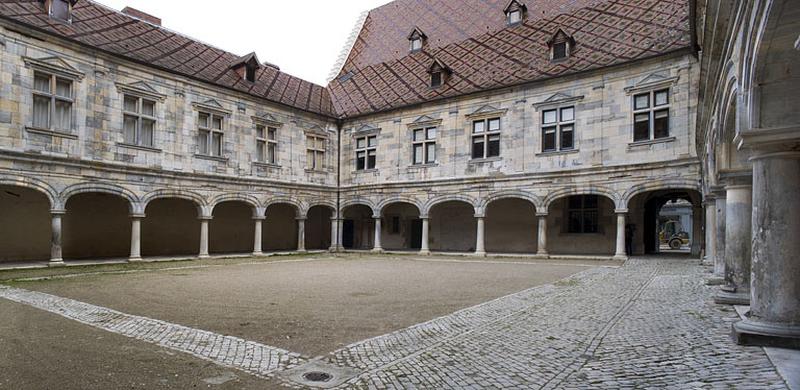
[504,0,527,26]
[408,27,427,53]
[48,0,75,23]
[547,29,575,62]
[230,52,261,83]
[428,59,451,88]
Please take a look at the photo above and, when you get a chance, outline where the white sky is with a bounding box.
[95,0,390,85]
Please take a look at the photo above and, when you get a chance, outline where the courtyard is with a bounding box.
[0,253,794,389]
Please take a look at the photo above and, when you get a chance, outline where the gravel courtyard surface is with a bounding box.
[10,254,594,357]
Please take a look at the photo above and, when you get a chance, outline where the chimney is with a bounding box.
[121,6,161,26]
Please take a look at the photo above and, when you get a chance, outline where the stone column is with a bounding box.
[199,216,211,258]
[252,216,264,256]
[536,213,548,257]
[691,206,703,257]
[296,217,306,252]
[420,216,430,255]
[734,150,800,348]
[613,210,628,260]
[715,183,752,305]
[703,196,716,267]
[713,190,727,276]
[475,215,486,256]
[337,218,344,251]
[129,214,144,262]
[49,210,66,267]
[329,217,339,252]
[372,216,383,253]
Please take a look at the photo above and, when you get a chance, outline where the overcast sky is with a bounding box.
[95,0,389,85]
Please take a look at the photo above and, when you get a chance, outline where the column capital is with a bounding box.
[295,217,307,222]
[536,212,549,218]
[372,215,382,220]
[198,215,213,221]
[474,213,485,219]
[130,213,146,219]
[419,215,429,220]
[252,215,265,221]
[614,208,629,215]
[50,209,67,215]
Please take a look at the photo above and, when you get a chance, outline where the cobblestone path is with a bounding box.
[0,257,789,389]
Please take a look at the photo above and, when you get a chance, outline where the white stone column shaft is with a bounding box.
[691,206,703,257]
[703,199,716,267]
[614,211,627,260]
[129,215,143,261]
[536,214,548,256]
[715,184,752,305]
[329,218,338,251]
[297,218,306,252]
[420,217,430,255]
[475,216,486,256]
[253,218,263,256]
[49,210,66,266]
[372,216,383,252]
[199,217,210,258]
[714,194,727,276]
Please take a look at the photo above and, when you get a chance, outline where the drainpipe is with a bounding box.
[335,118,343,251]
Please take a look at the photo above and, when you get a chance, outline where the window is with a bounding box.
[245,65,256,83]
[430,72,442,88]
[198,112,224,157]
[32,71,73,132]
[548,29,574,61]
[256,125,277,164]
[412,126,436,165]
[507,9,521,25]
[356,135,377,170]
[553,42,568,60]
[49,0,71,22]
[633,89,670,142]
[471,117,501,159]
[410,37,423,52]
[121,95,156,147]
[541,106,575,152]
[307,135,326,170]
[567,195,599,234]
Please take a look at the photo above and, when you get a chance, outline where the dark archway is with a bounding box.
[63,192,131,260]
[546,194,616,256]
[306,205,333,250]
[0,185,51,262]
[381,202,422,251]
[628,189,702,256]
[485,198,538,254]
[428,200,476,252]
[342,204,373,249]
[143,198,200,257]
[210,201,254,255]
[263,203,298,252]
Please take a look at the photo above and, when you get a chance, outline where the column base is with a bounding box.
[613,254,629,261]
[474,251,487,257]
[704,276,725,286]
[198,254,210,259]
[371,248,384,253]
[48,259,66,267]
[733,318,800,350]
[419,249,431,256]
[128,256,143,263]
[252,251,263,257]
[714,289,751,305]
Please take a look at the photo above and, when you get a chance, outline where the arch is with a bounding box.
[208,193,260,214]
[377,196,423,216]
[622,179,703,209]
[422,194,477,216]
[543,186,620,212]
[303,199,337,217]
[478,190,542,213]
[264,197,304,217]
[61,182,139,214]
[340,198,376,216]
[142,189,207,213]
[0,175,59,209]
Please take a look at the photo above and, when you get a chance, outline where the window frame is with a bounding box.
[255,124,279,165]
[32,71,74,132]
[122,94,157,147]
[541,106,575,152]
[412,126,437,165]
[49,0,72,23]
[355,135,377,171]
[632,89,671,142]
[306,134,327,171]
[471,117,502,160]
[198,111,225,157]
[566,195,600,234]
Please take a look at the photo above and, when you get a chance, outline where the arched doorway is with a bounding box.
[306,205,333,250]
[263,203,298,252]
[627,189,702,256]
[0,185,51,262]
[546,194,616,256]
[143,198,200,257]
[485,198,538,254]
[341,204,373,250]
[381,202,422,251]
[210,201,255,255]
[428,200,476,253]
[63,192,131,260]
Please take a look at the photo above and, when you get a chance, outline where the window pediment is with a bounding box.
[252,112,283,127]
[23,56,84,80]
[192,98,231,116]
[466,104,508,119]
[408,115,442,128]
[304,124,331,138]
[532,92,585,110]
[352,123,381,137]
[624,72,679,95]
[115,81,166,101]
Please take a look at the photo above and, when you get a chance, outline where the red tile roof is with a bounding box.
[0,0,335,116]
[329,0,692,117]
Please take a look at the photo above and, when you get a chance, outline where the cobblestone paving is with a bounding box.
[319,258,787,389]
[0,285,306,379]
[0,257,790,389]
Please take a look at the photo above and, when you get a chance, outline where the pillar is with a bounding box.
[420,216,430,255]
[475,215,486,256]
[49,210,66,267]
[613,210,627,260]
[329,217,339,252]
[691,206,703,257]
[129,214,144,262]
[296,217,306,252]
[372,216,383,253]
[734,151,800,348]
[253,216,264,256]
[714,183,752,305]
[199,216,211,258]
[336,217,344,251]
[713,190,727,276]
[536,213,548,257]
[703,196,716,267]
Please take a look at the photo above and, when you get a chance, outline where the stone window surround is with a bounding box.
[23,56,84,139]
[115,81,167,152]
[192,102,231,161]
[121,95,157,148]
[632,89,671,142]
[624,75,679,145]
[355,134,378,171]
[540,105,576,153]
[408,117,442,167]
[466,108,506,160]
[252,115,283,167]
[305,130,328,172]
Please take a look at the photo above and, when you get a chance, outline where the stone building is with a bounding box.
[0,0,794,347]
